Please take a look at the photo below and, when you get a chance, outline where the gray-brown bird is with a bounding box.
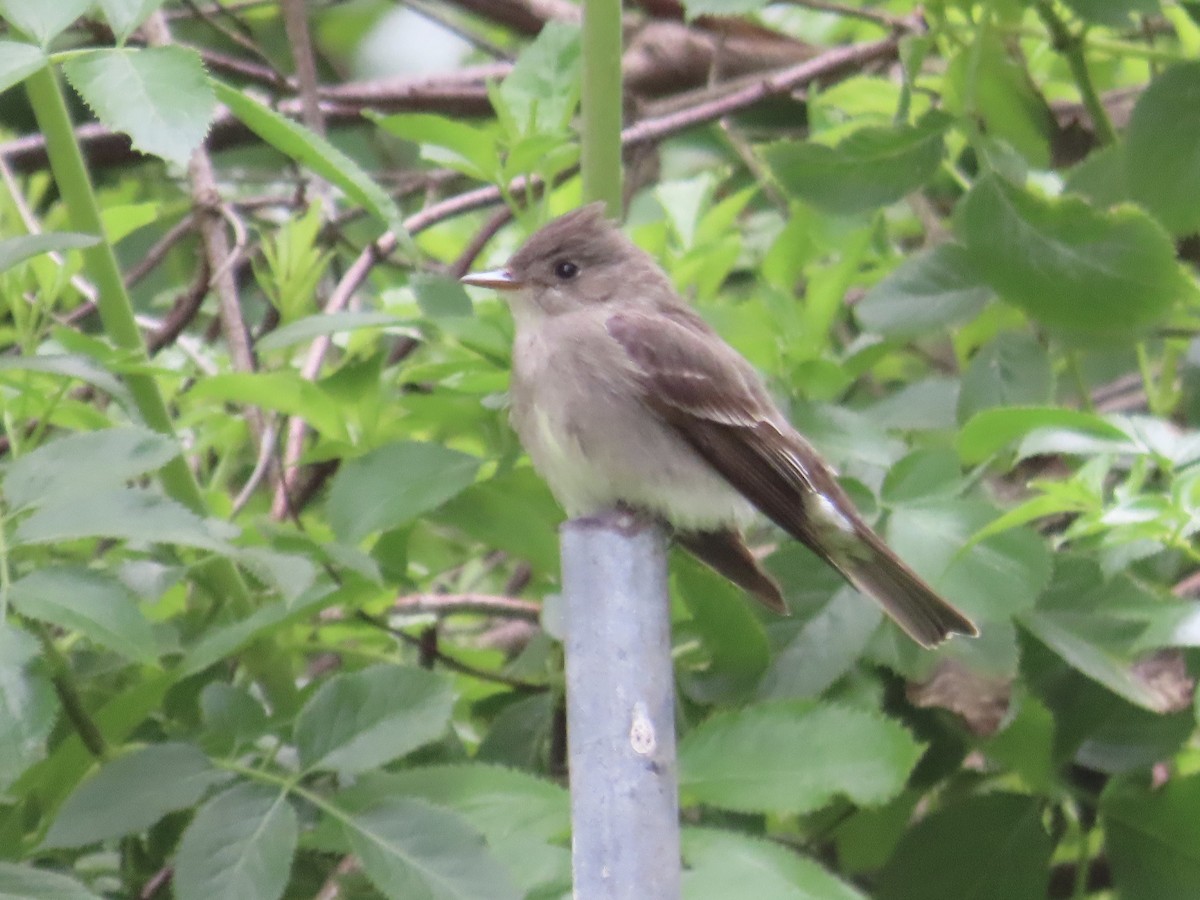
[461,203,977,648]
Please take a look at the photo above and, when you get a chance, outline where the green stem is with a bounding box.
[38,625,109,760]
[1034,0,1117,145]
[23,64,297,712]
[580,0,623,215]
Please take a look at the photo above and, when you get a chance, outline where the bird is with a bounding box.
[460,203,978,648]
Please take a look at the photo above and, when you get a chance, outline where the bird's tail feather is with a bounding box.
[836,529,978,649]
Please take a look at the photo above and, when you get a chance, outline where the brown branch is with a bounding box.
[391,593,541,622]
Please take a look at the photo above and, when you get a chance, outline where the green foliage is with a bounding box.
[0,0,1198,897]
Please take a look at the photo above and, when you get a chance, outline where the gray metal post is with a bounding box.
[560,512,681,900]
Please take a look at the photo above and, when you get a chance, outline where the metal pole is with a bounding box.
[561,512,681,900]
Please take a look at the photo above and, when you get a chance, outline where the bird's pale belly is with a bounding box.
[512,376,756,529]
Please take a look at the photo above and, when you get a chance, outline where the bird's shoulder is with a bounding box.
[603,304,777,426]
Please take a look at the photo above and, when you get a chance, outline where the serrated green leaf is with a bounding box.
[96,0,168,43]
[11,567,158,664]
[345,798,522,900]
[679,700,923,815]
[0,0,91,46]
[887,500,1051,623]
[188,371,347,440]
[232,548,316,603]
[0,40,43,97]
[857,244,991,336]
[957,176,1189,336]
[956,406,1129,463]
[0,626,55,792]
[957,333,1054,421]
[674,556,770,703]
[1103,774,1200,898]
[174,783,297,900]
[2,425,179,511]
[1021,611,1171,711]
[255,311,409,352]
[213,81,409,242]
[327,442,480,543]
[371,112,498,180]
[0,862,102,900]
[62,47,214,167]
[295,665,454,774]
[877,793,1051,900]
[494,21,580,137]
[1127,61,1200,235]
[13,487,237,551]
[42,743,224,848]
[0,354,133,410]
[763,115,948,214]
[758,587,882,700]
[683,827,867,900]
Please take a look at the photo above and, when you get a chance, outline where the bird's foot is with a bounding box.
[570,503,663,537]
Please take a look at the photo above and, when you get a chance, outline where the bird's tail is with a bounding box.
[835,528,978,649]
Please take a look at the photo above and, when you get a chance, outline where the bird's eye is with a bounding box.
[554,260,579,280]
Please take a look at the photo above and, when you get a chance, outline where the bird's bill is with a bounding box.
[460,268,522,290]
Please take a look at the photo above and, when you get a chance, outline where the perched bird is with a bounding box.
[461,204,977,648]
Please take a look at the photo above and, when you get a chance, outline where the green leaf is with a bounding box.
[174,783,297,900]
[0,0,91,46]
[371,112,498,180]
[359,764,570,843]
[682,828,867,900]
[295,664,454,774]
[212,81,408,240]
[674,556,770,703]
[887,500,1051,624]
[494,21,581,136]
[2,425,179,511]
[758,587,882,700]
[1020,611,1172,711]
[413,273,473,319]
[434,468,561,573]
[944,34,1052,167]
[42,743,224,848]
[957,176,1189,336]
[678,700,923,815]
[0,40,43,97]
[62,47,214,167]
[10,567,158,664]
[97,0,168,43]
[178,588,338,677]
[763,114,948,215]
[188,371,347,440]
[957,334,1054,422]
[255,311,409,352]
[0,353,133,410]
[327,442,480,543]
[233,548,316,603]
[0,626,56,792]
[1103,773,1200,898]
[13,487,237,552]
[344,798,522,900]
[681,0,768,17]
[877,793,1051,900]
[0,863,102,900]
[856,244,991,336]
[1126,61,1200,235]
[956,406,1129,463]
[1063,0,1160,27]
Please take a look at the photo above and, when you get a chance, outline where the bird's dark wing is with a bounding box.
[604,307,838,550]
[605,308,978,647]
